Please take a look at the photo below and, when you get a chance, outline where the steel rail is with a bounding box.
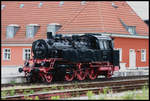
[2,82,148,100]
[2,75,148,88]
[2,78,148,100]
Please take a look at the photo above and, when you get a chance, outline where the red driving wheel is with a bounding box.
[44,73,53,83]
[88,68,98,80]
[65,68,75,81]
[76,63,87,81]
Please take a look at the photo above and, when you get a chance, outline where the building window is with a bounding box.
[23,48,31,60]
[26,24,40,38]
[6,24,20,38]
[3,48,11,60]
[119,19,137,35]
[141,49,146,62]
[127,26,136,35]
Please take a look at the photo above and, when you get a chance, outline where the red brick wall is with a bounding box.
[1,46,31,66]
[114,37,149,68]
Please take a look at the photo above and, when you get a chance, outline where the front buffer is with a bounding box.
[18,58,56,83]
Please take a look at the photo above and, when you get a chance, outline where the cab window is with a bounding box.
[103,41,108,50]
[99,40,104,50]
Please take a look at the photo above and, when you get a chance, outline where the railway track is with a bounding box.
[1,75,149,100]
[2,75,148,87]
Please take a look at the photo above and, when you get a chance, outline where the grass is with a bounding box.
[34,96,39,100]
[86,91,95,99]
[1,91,8,100]
[29,90,34,94]
[10,80,16,85]
[10,89,15,96]
[42,88,49,92]
[86,85,149,100]
[50,95,60,100]
[2,83,148,100]
[51,85,57,90]
[74,81,78,88]
[60,86,64,90]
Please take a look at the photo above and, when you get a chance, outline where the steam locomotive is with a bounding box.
[19,32,120,83]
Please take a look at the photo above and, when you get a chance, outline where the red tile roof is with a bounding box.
[1,1,149,44]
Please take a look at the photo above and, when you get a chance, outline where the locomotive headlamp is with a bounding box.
[18,68,23,73]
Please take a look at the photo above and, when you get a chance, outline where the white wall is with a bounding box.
[1,66,26,84]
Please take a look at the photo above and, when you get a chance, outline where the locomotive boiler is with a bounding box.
[19,32,120,83]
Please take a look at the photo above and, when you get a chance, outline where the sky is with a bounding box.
[127,1,149,20]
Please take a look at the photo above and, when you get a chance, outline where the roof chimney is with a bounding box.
[47,23,62,37]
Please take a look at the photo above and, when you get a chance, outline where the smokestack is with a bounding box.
[47,23,62,37]
[47,32,53,39]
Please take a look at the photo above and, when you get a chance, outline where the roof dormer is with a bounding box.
[6,24,20,39]
[26,24,40,38]
[127,26,136,35]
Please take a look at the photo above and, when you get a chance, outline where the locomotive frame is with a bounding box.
[20,58,119,83]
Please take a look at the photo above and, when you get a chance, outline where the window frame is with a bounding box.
[119,48,122,62]
[23,48,31,60]
[141,49,146,62]
[127,26,136,35]
[26,24,40,38]
[103,40,108,50]
[3,48,11,61]
[99,40,104,50]
[6,24,20,38]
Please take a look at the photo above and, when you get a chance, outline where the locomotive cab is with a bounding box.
[81,33,113,50]
[81,33,119,67]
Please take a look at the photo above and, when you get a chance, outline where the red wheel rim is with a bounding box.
[88,68,97,80]
[65,68,75,81]
[106,71,112,78]
[44,74,53,83]
[76,65,87,81]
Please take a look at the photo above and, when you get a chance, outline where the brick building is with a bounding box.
[1,1,149,70]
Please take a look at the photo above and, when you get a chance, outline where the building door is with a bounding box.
[129,49,136,69]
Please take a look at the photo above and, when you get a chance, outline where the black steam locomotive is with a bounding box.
[19,32,120,83]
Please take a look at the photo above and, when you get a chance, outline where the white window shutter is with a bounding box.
[141,49,146,62]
